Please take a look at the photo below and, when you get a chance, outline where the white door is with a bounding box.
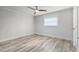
[77,7,79,51]
[73,7,78,48]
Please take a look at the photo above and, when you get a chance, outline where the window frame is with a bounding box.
[44,16,58,26]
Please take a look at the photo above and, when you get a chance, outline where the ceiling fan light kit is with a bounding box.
[35,10,39,12]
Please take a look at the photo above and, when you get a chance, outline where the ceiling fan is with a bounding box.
[28,6,47,15]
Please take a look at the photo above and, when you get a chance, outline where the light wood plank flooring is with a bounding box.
[0,34,76,52]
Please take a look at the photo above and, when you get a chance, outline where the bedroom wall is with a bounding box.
[34,8,73,40]
[0,6,34,42]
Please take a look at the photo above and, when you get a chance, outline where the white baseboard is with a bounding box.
[35,33,72,41]
[0,33,34,42]
[0,33,72,42]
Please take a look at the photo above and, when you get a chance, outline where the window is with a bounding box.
[44,16,58,26]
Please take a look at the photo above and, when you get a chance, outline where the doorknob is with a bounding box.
[72,27,75,30]
[77,37,79,39]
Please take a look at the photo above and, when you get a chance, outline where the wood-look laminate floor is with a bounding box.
[0,34,76,52]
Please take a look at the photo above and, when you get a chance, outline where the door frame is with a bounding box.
[73,6,78,50]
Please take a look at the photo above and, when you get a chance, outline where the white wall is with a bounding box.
[0,6,34,42]
[34,8,73,40]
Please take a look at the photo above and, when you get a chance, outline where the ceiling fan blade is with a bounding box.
[39,10,47,11]
[34,12,36,15]
[28,7,35,10]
